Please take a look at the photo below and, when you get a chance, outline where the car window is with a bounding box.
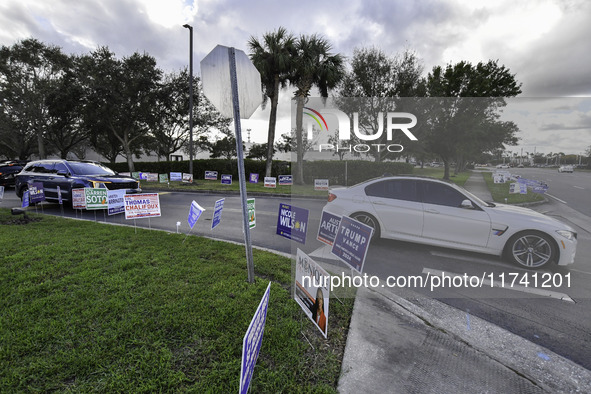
[421,181,467,208]
[54,162,68,174]
[365,180,419,202]
[68,162,115,176]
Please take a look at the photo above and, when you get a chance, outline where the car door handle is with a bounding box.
[373,201,388,206]
[425,208,440,214]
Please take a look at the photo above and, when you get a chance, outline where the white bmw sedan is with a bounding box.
[323,176,577,269]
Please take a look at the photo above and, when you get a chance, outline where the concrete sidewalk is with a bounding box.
[336,170,591,393]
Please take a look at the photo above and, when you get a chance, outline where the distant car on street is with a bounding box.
[496,164,510,169]
[0,160,27,187]
[558,165,574,173]
[324,176,577,269]
[15,160,141,204]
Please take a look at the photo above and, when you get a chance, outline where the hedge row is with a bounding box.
[104,159,413,185]
[104,159,291,179]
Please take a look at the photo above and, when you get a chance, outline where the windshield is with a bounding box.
[68,162,116,176]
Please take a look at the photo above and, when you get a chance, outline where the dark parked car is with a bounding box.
[15,160,141,203]
[0,160,27,187]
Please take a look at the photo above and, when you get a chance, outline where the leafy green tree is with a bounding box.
[247,143,273,160]
[291,34,344,184]
[424,60,522,179]
[79,47,162,172]
[0,38,70,159]
[248,27,295,177]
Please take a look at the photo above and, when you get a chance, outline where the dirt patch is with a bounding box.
[1,216,42,225]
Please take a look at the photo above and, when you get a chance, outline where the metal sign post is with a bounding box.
[228,47,255,283]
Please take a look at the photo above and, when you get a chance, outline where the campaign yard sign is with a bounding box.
[124,193,161,219]
[295,249,329,338]
[247,198,256,229]
[249,173,259,183]
[182,173,193,183]
[240,281,271,394]
[211,198,225,229]
[29,182,45,204]
[147,173,158,182]
[188,200,205,229]
[159,173,169,183]
[107,190,126,215]
[205,171,218,180]
[139,172,148,180]
[264,177,276,188]
[314,179,329,191]
[84,188,108,210]
[221,174,232,185]
[317,211,342,246]
[509,183,528,195]
[170,172,182,181]
[276,203,309,244]
[278,175,292,186]
[331,216,374,273]
[132,172,140,180]
[72,188,86,209]
[21,190,29,208]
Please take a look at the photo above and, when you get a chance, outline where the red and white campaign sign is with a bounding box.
[124,193,161,219]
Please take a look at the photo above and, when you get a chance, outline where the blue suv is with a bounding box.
[16,160,141,203]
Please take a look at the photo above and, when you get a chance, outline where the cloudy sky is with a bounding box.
[1,0,590,155]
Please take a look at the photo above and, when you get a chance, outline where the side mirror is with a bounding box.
[460,199,474,209]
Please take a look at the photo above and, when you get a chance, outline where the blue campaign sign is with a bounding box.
[170,172,182,181]
[187,200,205,229]
[249,173,259,183]
[211,198,225,229]
[240,282,271,394]
[317,210,342,246]
[276,203,309,244]
[205,170,218,180]
[29,182,46,204]
[221,174,232,185]
[278,175,293,185]
[331,216,374,273]
[22,190,30,208]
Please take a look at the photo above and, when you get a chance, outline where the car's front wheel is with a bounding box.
[506,231,556,269]
[350,212,381,240]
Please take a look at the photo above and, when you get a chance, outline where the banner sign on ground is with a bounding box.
[188,200,205,229]
[249,173,259,183]
[159,174,169,183]
[107,190,126,215]
[84,188,108,210]
[21,190,29,208]
[221,174,232,185]
[317,211,342,246]
[240,281,271,394]
[170,172,182,181]
[182,173,193,183]
[124,193,161,219]
[72,188,86,209]
[205,171,218,180]
[331,216,374,273]
[264,177,276,188]
[29,182,46,204]
[247,198,256,229]
[211,198,225,229]
[295,249,329,338]
[276,203,309,244]
[314,179,329,191]
[147,173,158,182]
[278,175,292,186]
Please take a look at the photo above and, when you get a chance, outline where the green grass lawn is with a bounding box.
[482,172,545,204]
[141,180,329,198]
[0,210,353,392]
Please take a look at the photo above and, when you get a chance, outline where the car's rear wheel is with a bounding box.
[350,212,381,239]
[506,231,556,269]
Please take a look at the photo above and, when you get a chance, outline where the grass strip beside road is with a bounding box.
[0,210,353,393]
[482,172,545,204]
[141,180,329,197]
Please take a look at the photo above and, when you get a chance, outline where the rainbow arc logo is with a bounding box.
[303,107,328,131]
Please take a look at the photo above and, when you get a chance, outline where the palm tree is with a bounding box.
[290,34,344,184]
[248,27,295,177]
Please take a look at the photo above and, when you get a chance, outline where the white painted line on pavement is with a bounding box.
[573,186,585,190]
[422,267,575,303]
[546,193,567,204]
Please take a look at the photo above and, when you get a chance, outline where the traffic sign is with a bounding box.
[200,45,262,118]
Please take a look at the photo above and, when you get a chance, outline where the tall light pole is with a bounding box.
[183,24,194,177]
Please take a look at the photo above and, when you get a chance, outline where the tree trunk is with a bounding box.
[443,160,450,180]
[265,78,280,178]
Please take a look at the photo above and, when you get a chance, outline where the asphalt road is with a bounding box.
[2,172,591,370]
